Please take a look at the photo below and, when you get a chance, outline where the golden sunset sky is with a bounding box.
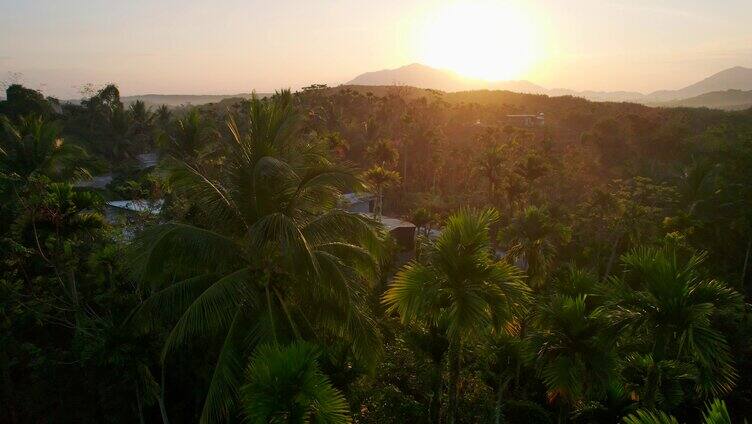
[2,0,751,97]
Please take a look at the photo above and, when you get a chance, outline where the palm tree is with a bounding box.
[477,143,505,205]
[0,115,86,182]
[506,206,571,288]
[321,131,348,159]
[622,398,731,424]
[239,342,350,424]
[383,208,530,424]
[363,165,400,217]
[159,108,218,162]
[620,353,695,411]
[606,247,743,400]
[155,104,172,128]
[14,183,105,323]
[128,92,384,423]
[410,207,433,237]
[530,294,618,416]
[366,139,398,168]
[479,332,533,424]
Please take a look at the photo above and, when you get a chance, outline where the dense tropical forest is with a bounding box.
[2,81,752,423]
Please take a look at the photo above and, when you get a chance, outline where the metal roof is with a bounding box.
[106,199,164,214]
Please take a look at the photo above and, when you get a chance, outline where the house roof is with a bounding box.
[74,173,113,189]
[380,216,415,231]
[341,192,374,204]
[106,199,164,214]
[136,152,159,169]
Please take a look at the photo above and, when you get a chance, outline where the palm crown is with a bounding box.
[128,91,384,423]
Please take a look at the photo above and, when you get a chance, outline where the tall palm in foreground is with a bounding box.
[383,208,530,424]
[606,247,743,400]
[240,342,350,424]
[128,92,384,423]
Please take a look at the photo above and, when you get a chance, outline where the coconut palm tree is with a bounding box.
[0,115,86,182]
[363,165,400,217]
[605,247,743,399]
[160,108,218,161]
[383,208,530,424]
[239,342,350,424]
[128,92,384,423]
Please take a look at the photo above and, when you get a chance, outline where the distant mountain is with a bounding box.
[659,89,752,110]
[647,67,752,102]
[346,63,546,94]
[346,64,752,107]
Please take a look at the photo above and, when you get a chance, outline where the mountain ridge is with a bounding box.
[346,63,752,108]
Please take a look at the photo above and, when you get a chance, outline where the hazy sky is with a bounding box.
[2,0,751,98]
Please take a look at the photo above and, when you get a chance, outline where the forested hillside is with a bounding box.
[2,82,752,423]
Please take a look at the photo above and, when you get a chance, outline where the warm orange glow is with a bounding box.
[415,1,543,81]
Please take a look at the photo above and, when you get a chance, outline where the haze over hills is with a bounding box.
[648,66,752,102]
[39,64,752,110]
[346,63,752,109]
[120,93,273,107]
[661,89,752,110]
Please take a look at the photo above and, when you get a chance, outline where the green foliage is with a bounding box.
[240,342,350,424]
[503,400,553,424]
[622,399,731,424]
[384,208,529,341]
[5,84,752,424]
[607,247,743,399]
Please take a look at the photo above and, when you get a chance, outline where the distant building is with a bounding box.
[340,193,415,250]
[506,113,545,128]
[74,173,114,189]
[105,199,164,224]
[370,214,416,250]
[136,152,159,170]
[340,192,375,213]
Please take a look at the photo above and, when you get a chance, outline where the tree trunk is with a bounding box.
[428,366,442,424]
[1,350,18,424]
[603,233,622,280]
[741,235,751,289]
[158,365,170,424]
[67,268,83,328]
[403,145,408,192]
[376,186,384,217]
[494,377,510,424]
[136,385,146,424]
[446,343,461,424]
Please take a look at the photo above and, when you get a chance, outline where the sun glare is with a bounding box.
[416,1,542,81]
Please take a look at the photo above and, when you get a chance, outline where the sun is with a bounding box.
[415,1,542,81]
